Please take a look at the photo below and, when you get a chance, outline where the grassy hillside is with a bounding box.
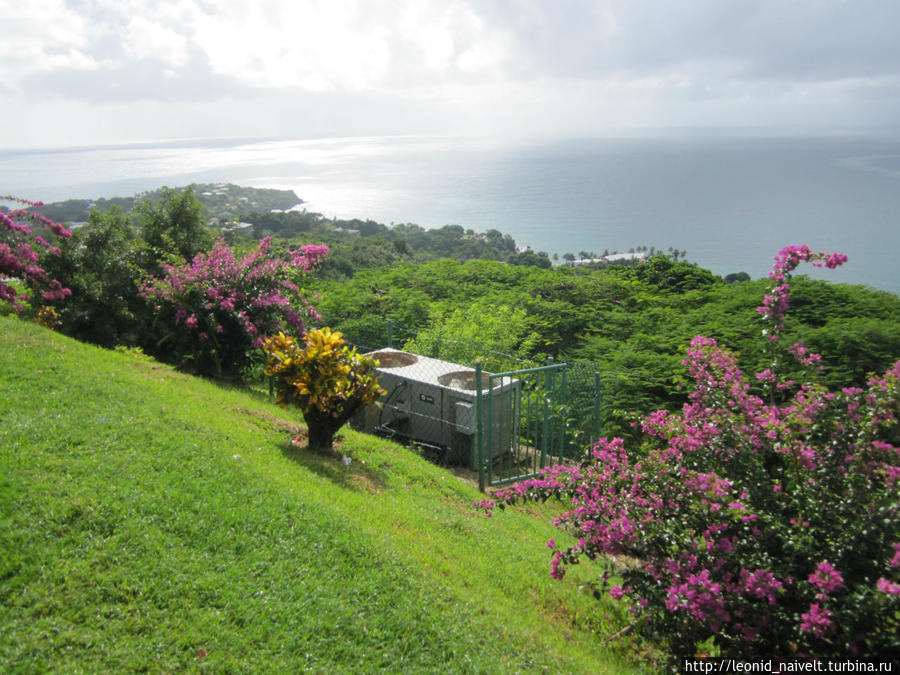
[0,317,647,673]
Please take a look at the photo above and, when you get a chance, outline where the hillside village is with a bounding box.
[33,183,303,227]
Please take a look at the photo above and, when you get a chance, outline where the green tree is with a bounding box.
[136,186,213,266]
[485,229,515,253]
[38,205,149,348]
[509,249,552,269]
[614,255,720,292]
[403,301,540,372]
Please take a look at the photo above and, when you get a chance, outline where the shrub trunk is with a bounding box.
[303,404,361,452]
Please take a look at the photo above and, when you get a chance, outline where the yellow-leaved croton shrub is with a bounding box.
[263,328,383,451]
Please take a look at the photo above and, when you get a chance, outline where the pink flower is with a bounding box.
[824,252,849,269]
[808,561,844,594]
[876,578,900,596]
[799,603,834,638]
[482,244,899,655]
[744,569,783,604]
[474,498,495,516]
[789,342,823,368]
[550,551,566,580]
[755,369,775,383]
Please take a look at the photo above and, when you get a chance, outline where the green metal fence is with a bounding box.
[475,360,572,491]
[322,316,603,489]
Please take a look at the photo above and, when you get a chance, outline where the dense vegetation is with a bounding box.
[306,255,900,439]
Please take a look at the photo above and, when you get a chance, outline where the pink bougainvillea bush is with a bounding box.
[1,195,72,311]
[483,246,899,660]
[140,237,328,377]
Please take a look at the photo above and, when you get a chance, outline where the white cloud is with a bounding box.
[193,1,395,90]
[0,1,96,84]
[1,0,899,148]
[188,0,516,91]
[122,15,191,66]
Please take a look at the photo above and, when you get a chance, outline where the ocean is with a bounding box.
[2,131,899,294]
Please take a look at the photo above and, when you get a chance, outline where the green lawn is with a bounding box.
[0,316,650,673]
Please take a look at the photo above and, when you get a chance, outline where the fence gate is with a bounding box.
[475,360,570,491]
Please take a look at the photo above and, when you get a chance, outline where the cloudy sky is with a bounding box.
[3,0,900,149]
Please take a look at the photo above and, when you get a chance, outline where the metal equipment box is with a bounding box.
[352,349,520,469]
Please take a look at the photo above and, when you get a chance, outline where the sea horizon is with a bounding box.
[3,129,900,294]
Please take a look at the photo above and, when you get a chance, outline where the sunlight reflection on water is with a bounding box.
[3,132,899,293]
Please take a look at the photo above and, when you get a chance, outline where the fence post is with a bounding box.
[386,319,393,348]
[593,372,602,442]
[541,357,554,468]
[559,362,568,463]
[476,360,485,492]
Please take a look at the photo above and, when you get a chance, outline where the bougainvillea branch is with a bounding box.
[757,244,849,402]
[482,246,899,660]
[139,237,328,376]
[1,195,72,310]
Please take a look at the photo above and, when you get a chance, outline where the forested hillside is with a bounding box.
[306,256,900,437]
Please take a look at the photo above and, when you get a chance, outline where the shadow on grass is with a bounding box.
[278,435,388,494]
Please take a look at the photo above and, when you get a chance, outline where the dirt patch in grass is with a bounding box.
[231,405,303,436]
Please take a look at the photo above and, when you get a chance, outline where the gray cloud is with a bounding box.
[23,49,251,103]
[473,0,900,83]
[27,1,900,97]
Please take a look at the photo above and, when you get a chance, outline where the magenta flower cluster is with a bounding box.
[139,237,328,375]
[483,246,899,659]
[799,603,833,639]
[755,245,850,401]
[1,195,72,310]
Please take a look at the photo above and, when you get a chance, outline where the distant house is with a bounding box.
[567,252,646,267]
[603,252,646,263]
[333,227,361,237]
[222,221,253,231]
[567,257,603,267]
